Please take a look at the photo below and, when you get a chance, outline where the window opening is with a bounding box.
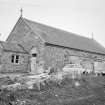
[11,54,19,64]
[32,53,37,57]
[11,55,14,63]
[15,55,19,63]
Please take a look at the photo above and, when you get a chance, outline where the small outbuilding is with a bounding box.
[0,41,29,73]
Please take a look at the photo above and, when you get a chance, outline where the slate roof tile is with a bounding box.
[0,41,27,53]
[23,18,105,55]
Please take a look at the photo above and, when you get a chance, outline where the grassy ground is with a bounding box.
[0,75,105,105]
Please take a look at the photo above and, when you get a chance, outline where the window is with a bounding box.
[32,53,37,57]
[11,55,14,63]
[15,55,19,63]
[11,54,19,64]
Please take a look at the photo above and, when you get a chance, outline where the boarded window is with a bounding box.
[69,56,80,64]
[94,62,105,71]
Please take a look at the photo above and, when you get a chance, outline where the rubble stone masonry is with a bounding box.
[6,17,105,72]
[0,51,29,73]
[44,44,105,70]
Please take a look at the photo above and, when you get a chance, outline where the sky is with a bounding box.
[0,0,105,47]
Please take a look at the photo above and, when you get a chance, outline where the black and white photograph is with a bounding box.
[0,0,105,105]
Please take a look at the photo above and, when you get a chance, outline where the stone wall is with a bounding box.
[6,17,105,72]
[6,17,45,72]
[0,51,29,73]
[7,17,44,53]
[44,44,105,71]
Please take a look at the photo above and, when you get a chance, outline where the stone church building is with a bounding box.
[1,16,105,73]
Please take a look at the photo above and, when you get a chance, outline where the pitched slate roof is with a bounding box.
[23,18,105,55]
[0,41,27,53]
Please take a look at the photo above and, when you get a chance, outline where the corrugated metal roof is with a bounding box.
[0,41,27,53]
[23,18,105,55]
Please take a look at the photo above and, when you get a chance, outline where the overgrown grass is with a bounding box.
[0,75,105,105]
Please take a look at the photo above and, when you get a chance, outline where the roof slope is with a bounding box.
[23,18,105,55]
[0,41,27,53]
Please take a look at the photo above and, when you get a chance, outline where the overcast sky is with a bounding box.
[0,0,105,47]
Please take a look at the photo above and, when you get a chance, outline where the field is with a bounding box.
[0,74,105,105]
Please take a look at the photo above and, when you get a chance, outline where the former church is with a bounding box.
[0,16,105,73]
